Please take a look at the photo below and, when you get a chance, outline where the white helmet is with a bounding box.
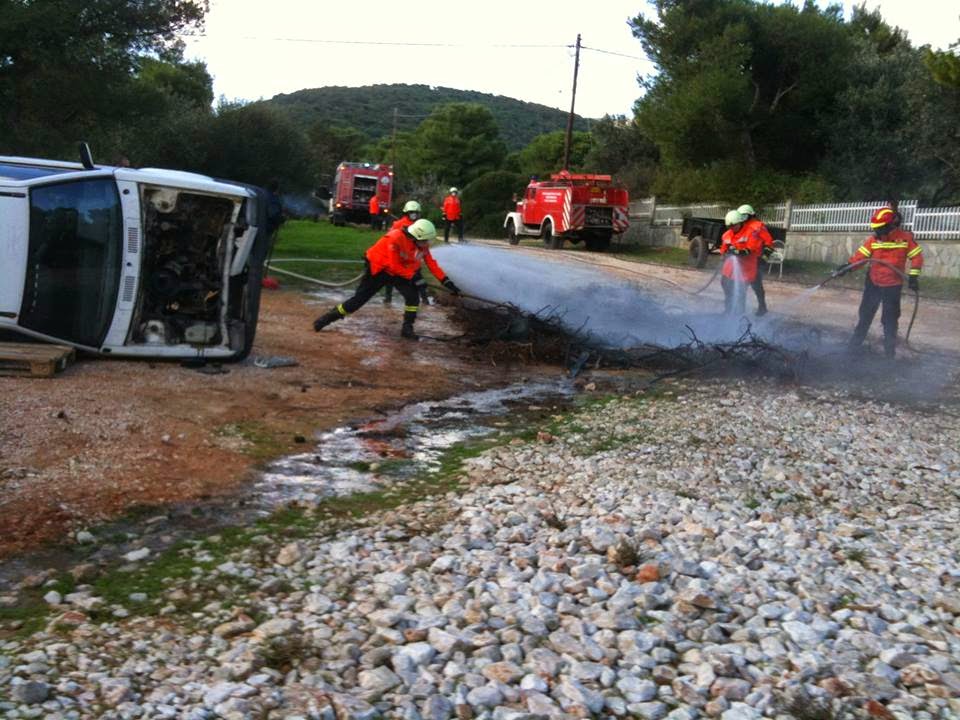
[408,219,437,243]
[403,200,422,214]
[449,187,458,194]
[725,210,746,226]
[737,204,756,217]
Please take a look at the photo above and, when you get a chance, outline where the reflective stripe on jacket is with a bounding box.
[847,229,923,287]
[365,228,447,282]
[442,195,462,220]
[719,226,763,283]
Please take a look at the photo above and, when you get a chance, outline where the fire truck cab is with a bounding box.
[504,171,629,251]
[329,161,393,227]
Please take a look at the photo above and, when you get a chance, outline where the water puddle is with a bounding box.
[254,379,576,507]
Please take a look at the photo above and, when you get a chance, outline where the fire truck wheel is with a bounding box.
[506,220,519,245]
[689,235,709,268]
[542,221,554,248]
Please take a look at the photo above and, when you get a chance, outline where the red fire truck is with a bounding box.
[328,161,393,226]
[503,171,629,251]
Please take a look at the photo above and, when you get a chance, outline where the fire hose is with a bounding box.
[265,258,365,287]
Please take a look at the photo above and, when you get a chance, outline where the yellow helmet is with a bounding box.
[408,219,437,243]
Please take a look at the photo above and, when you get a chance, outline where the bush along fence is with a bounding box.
[631,198,960,241]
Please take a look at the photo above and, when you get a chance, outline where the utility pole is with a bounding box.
[392,107,398,169]
[562,33,581,171]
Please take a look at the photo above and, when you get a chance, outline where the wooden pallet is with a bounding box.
[0,342,76,378]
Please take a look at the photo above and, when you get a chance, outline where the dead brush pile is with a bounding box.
[444,299,810,382]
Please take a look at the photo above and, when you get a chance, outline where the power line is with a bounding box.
[180,32,644,60]
[180,33,569,50]
[580,45,646,61]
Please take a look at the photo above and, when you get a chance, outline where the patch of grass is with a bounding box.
[845,548,867,564]
[268,220,376,287]
[0,572,77,639]
[215,421,292,461]
[744,496,761,510]
[835,592,858,609]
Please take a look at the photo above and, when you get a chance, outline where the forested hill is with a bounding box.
[264,84,591,150]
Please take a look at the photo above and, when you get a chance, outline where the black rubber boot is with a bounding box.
[313,309,342,332]
[400,323,418,341]
[755,304,768,317]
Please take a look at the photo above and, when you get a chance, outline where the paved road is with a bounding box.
[473,239,960,357]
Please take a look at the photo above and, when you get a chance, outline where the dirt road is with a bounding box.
[0,290,529,558]
[1,244,956,558]
[502,242,960,355]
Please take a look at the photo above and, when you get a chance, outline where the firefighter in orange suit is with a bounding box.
[369,195,381,230]
[836,207,923,358]
[737,204,775,316]
[719,210,763,316]
[312,219,461,340]
[442,187,464,243]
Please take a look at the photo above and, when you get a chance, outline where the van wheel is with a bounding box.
[689,235,709,268]
[542,221,553,248]
[507,220,519,245]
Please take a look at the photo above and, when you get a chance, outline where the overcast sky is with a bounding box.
[183,1,959,120]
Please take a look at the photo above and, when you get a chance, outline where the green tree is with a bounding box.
[581,116,659,197]
[822,20,959,204]
[308,124,369,189]
[461,170,528,237]
[203,102,312,188]
[403,103,507,188]
[0,0,207,156]
[513,130,593,179]
[630,0,852,200]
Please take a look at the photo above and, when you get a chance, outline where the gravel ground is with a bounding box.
[2,377,958,719]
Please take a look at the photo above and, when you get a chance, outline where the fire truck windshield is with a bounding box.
[21,178,123,347]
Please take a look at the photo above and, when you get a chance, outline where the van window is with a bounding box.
[21,178,122,347]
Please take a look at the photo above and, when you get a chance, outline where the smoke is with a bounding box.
[281,193,327,219]
[429,244,960,403]
[431,244,800,350]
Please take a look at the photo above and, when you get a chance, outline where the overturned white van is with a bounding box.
[0,151,272,361]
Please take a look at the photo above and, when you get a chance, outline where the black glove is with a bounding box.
[736,248,751,256]
[441,278,461,295]
[761,246,774,259]
[908,276,919,292]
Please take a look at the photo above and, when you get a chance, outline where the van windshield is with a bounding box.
[21,178,122,347]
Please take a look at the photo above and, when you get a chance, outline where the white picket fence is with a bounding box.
[634,198,960,239]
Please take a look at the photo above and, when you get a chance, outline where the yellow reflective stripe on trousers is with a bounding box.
[907,246,923,258]
[337,304,348,316]
[908,269,921,275]
[404,305,419,313]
